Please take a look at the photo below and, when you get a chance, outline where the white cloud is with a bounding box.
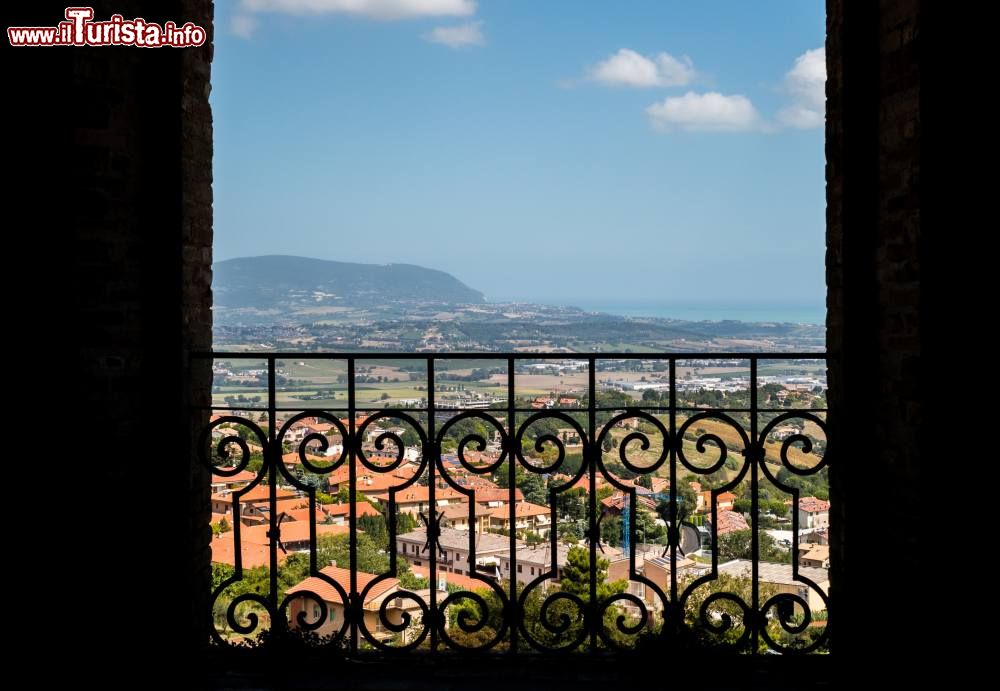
[646,92,762,132]
[776,103,824,129]
[424,20,484,48]
[777,47,826,129]
[230,14,257,39]
[241,0,476,20]
[589,48,695,88]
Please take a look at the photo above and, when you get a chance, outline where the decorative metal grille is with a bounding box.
[196,352,829,655]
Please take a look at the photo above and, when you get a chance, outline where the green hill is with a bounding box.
[214,255,484,309]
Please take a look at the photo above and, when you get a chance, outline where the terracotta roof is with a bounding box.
[440,503,487,519]
[325,463,414,492]
[799,544,830,563]
[211,468,259,485]
[601,494,627,511]
[211,486,298,504]
[284,506,332,524]
[224,522,350,546]
[371,485,468,504]
[303,422,339,434]
[211,533,290,568]
[286,566,398,607]
[798,496,831,513]
[409,566,486,591]
[473,488,524,504]
[489,501,550,519]
[713,510,750,535]
[280,451,335,467]
[452,475,501,491]
[319,501,382,518]
[550,473,607,493]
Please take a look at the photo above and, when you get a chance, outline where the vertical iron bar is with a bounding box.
[588,356,597,650]
[669,357,678,618]
[750,356,759,654]
[267,357,278,620]
[427,357,437,651]
[507,356,518,653]
[348,357,358,655]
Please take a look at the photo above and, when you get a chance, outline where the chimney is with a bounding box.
[329,559,337,568]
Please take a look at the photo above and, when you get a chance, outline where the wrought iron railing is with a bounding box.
[195,352,829,655]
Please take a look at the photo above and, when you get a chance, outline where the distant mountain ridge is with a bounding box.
[214,255,484,309]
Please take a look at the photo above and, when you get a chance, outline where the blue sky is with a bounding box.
[212,1,826,306]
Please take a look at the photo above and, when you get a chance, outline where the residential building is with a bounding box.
[798,497,831,530]
[498,542,573,588]
[487,502,552,537]
[209,467,258,493]
[397,527,512,578]
[718,559,829,613]
[286,565,444,643]
[210,485,302,526]
[799,543,831,569]
[370,485,469,516]
[439,503,490,533]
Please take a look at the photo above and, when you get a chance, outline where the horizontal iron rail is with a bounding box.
[197,351,826,360]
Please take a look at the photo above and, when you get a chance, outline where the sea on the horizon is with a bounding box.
[489,298,826,326]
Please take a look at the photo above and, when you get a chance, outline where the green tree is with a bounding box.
[682,573,779,651]
[520,472,548,506]
[655,480,698,524]
[396,510,418,535]
[634,509,666,544]
[558,521,584,543]
[600,513,622,547]
[357,513,389,550]
[556,487,587,521]
[211,516,232,536]
[559,546,627,601]
[716,529,789,564]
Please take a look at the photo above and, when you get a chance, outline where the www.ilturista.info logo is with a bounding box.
[8,7,206,47]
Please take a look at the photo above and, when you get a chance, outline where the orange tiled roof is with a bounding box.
[281,451,336,467]
[714,510,749,535]
[798,496,831,513]
[211,533,289,568]
[473,487,524,504]
[489,501,549,519]
[211,486,298,504]
[371,485,469,504]
[320,501,382,518]
[410,566,485,591]
[211,468,259,484]
[286,566,397,607]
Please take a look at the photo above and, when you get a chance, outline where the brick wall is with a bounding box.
[826,0,922,673]
[12,0,215,668]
